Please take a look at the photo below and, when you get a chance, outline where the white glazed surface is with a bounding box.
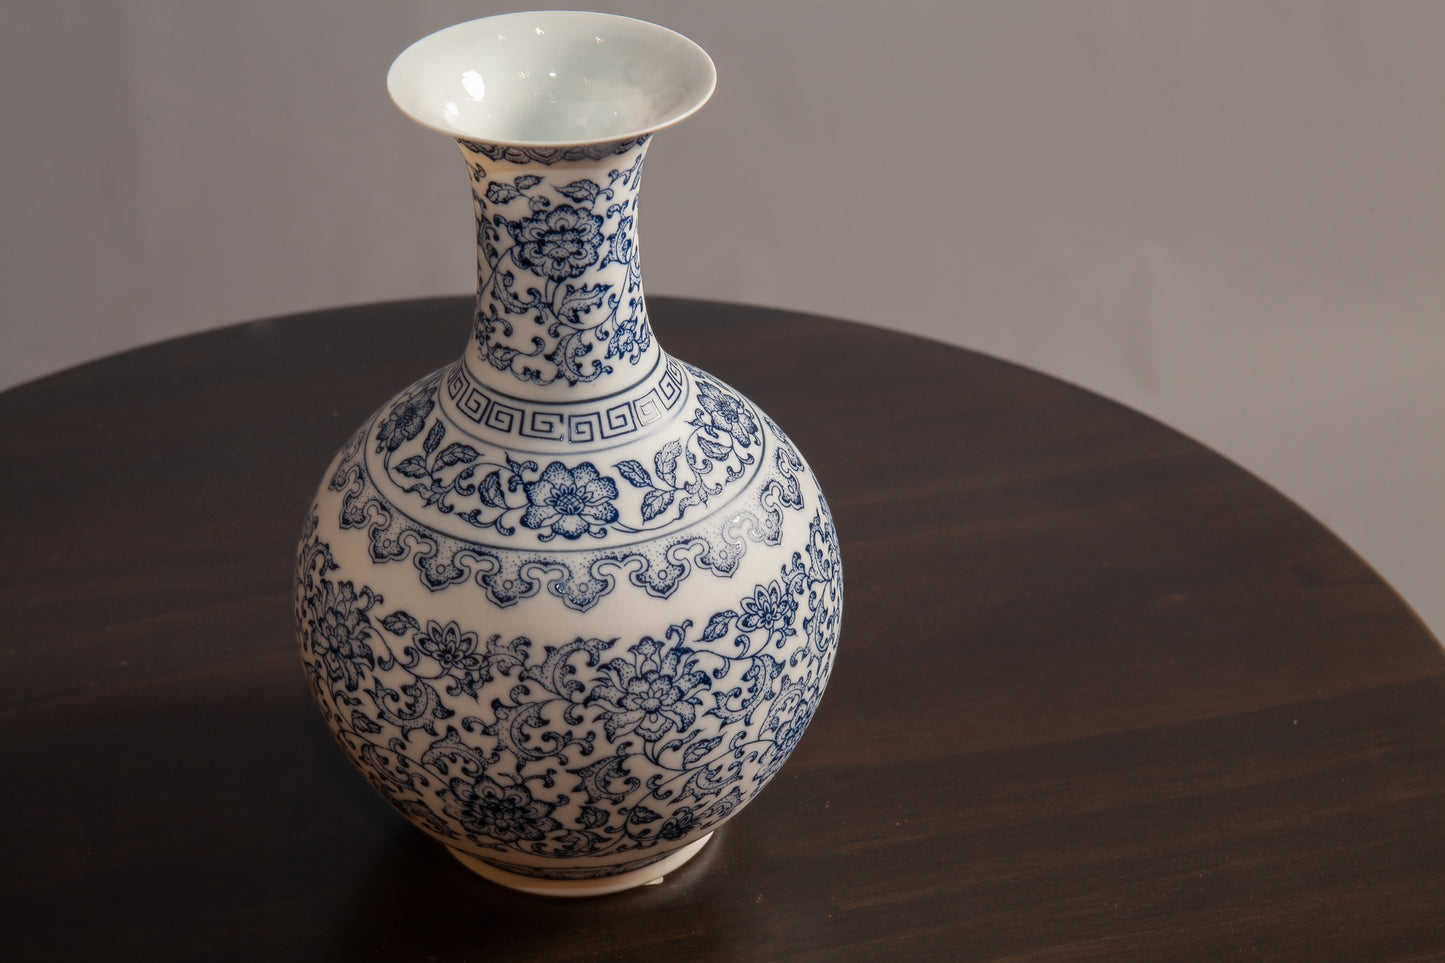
[296,13,839,892]
[297,349,842,883]
[387,11,716,145]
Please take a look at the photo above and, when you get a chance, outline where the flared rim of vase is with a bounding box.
[387,11,717,148]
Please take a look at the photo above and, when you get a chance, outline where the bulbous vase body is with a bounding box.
[293,13,842,896]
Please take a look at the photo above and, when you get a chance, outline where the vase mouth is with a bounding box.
[387,11,716,148]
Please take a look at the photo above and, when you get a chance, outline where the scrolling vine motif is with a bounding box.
[332,367,808,610]
[463,140,652,388]
[376,368,762,539]
[295,507,842,873]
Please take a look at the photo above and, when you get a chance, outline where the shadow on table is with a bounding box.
[336,821,738,961]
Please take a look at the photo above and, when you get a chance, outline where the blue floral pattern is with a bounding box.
[465,141,653,388]
[374,385,435,454]
[508,205,605,282]
[307,576,378,692]
[327,363,803,611]
[299,108,844,886]
[590,637,710,741]
[372,366,767,541]
[694,379,760,448]
[440,775,560,844]
[521,462,620,540]
[295,506,842,874]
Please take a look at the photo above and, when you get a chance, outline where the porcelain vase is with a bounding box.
[294,11,843,897]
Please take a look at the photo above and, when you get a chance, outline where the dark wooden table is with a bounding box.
[3,297,1442,961]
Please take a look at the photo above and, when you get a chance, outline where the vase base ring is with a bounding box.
[446,832,714,897]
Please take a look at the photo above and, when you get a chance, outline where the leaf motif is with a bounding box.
[557,283,610,324]
[683,735,722,767]
[697,436,732,462]
[655,440,683,487]
[615,459,653,489]
[524,637,611,699]
[514,174,542,190]
[423,421,445,456]
[641,489,675,522]
[478,470,507,509]
[604,216,635,265]
[528,195,551,212]
[350,710,383,734]
[436,443,481,468]
[569,754,638,804]
[394,456,430,479]
[700,610,737,643]
[487,344,519,370]
[557,179,602,202]
[491,701,553,762]
[485,182,520,204]
[629,805,663,824]
[381,611,421,636]
[492,270,529,313]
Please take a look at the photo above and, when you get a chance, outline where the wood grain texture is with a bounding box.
[2,297,1441,961]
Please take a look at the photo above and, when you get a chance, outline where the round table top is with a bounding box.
[3,296,1441,961]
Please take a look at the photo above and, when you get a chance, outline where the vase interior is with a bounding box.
[387,11,716,146]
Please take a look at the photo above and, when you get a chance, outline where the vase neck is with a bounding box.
[457,136,661,403]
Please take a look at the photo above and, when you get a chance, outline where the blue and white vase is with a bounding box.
[294,12,843,897]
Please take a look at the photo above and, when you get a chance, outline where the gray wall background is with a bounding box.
[3,2,1441,640]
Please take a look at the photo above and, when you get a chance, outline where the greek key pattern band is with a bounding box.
[445,359,687,443]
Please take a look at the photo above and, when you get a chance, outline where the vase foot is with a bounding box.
[446,832,714,897]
